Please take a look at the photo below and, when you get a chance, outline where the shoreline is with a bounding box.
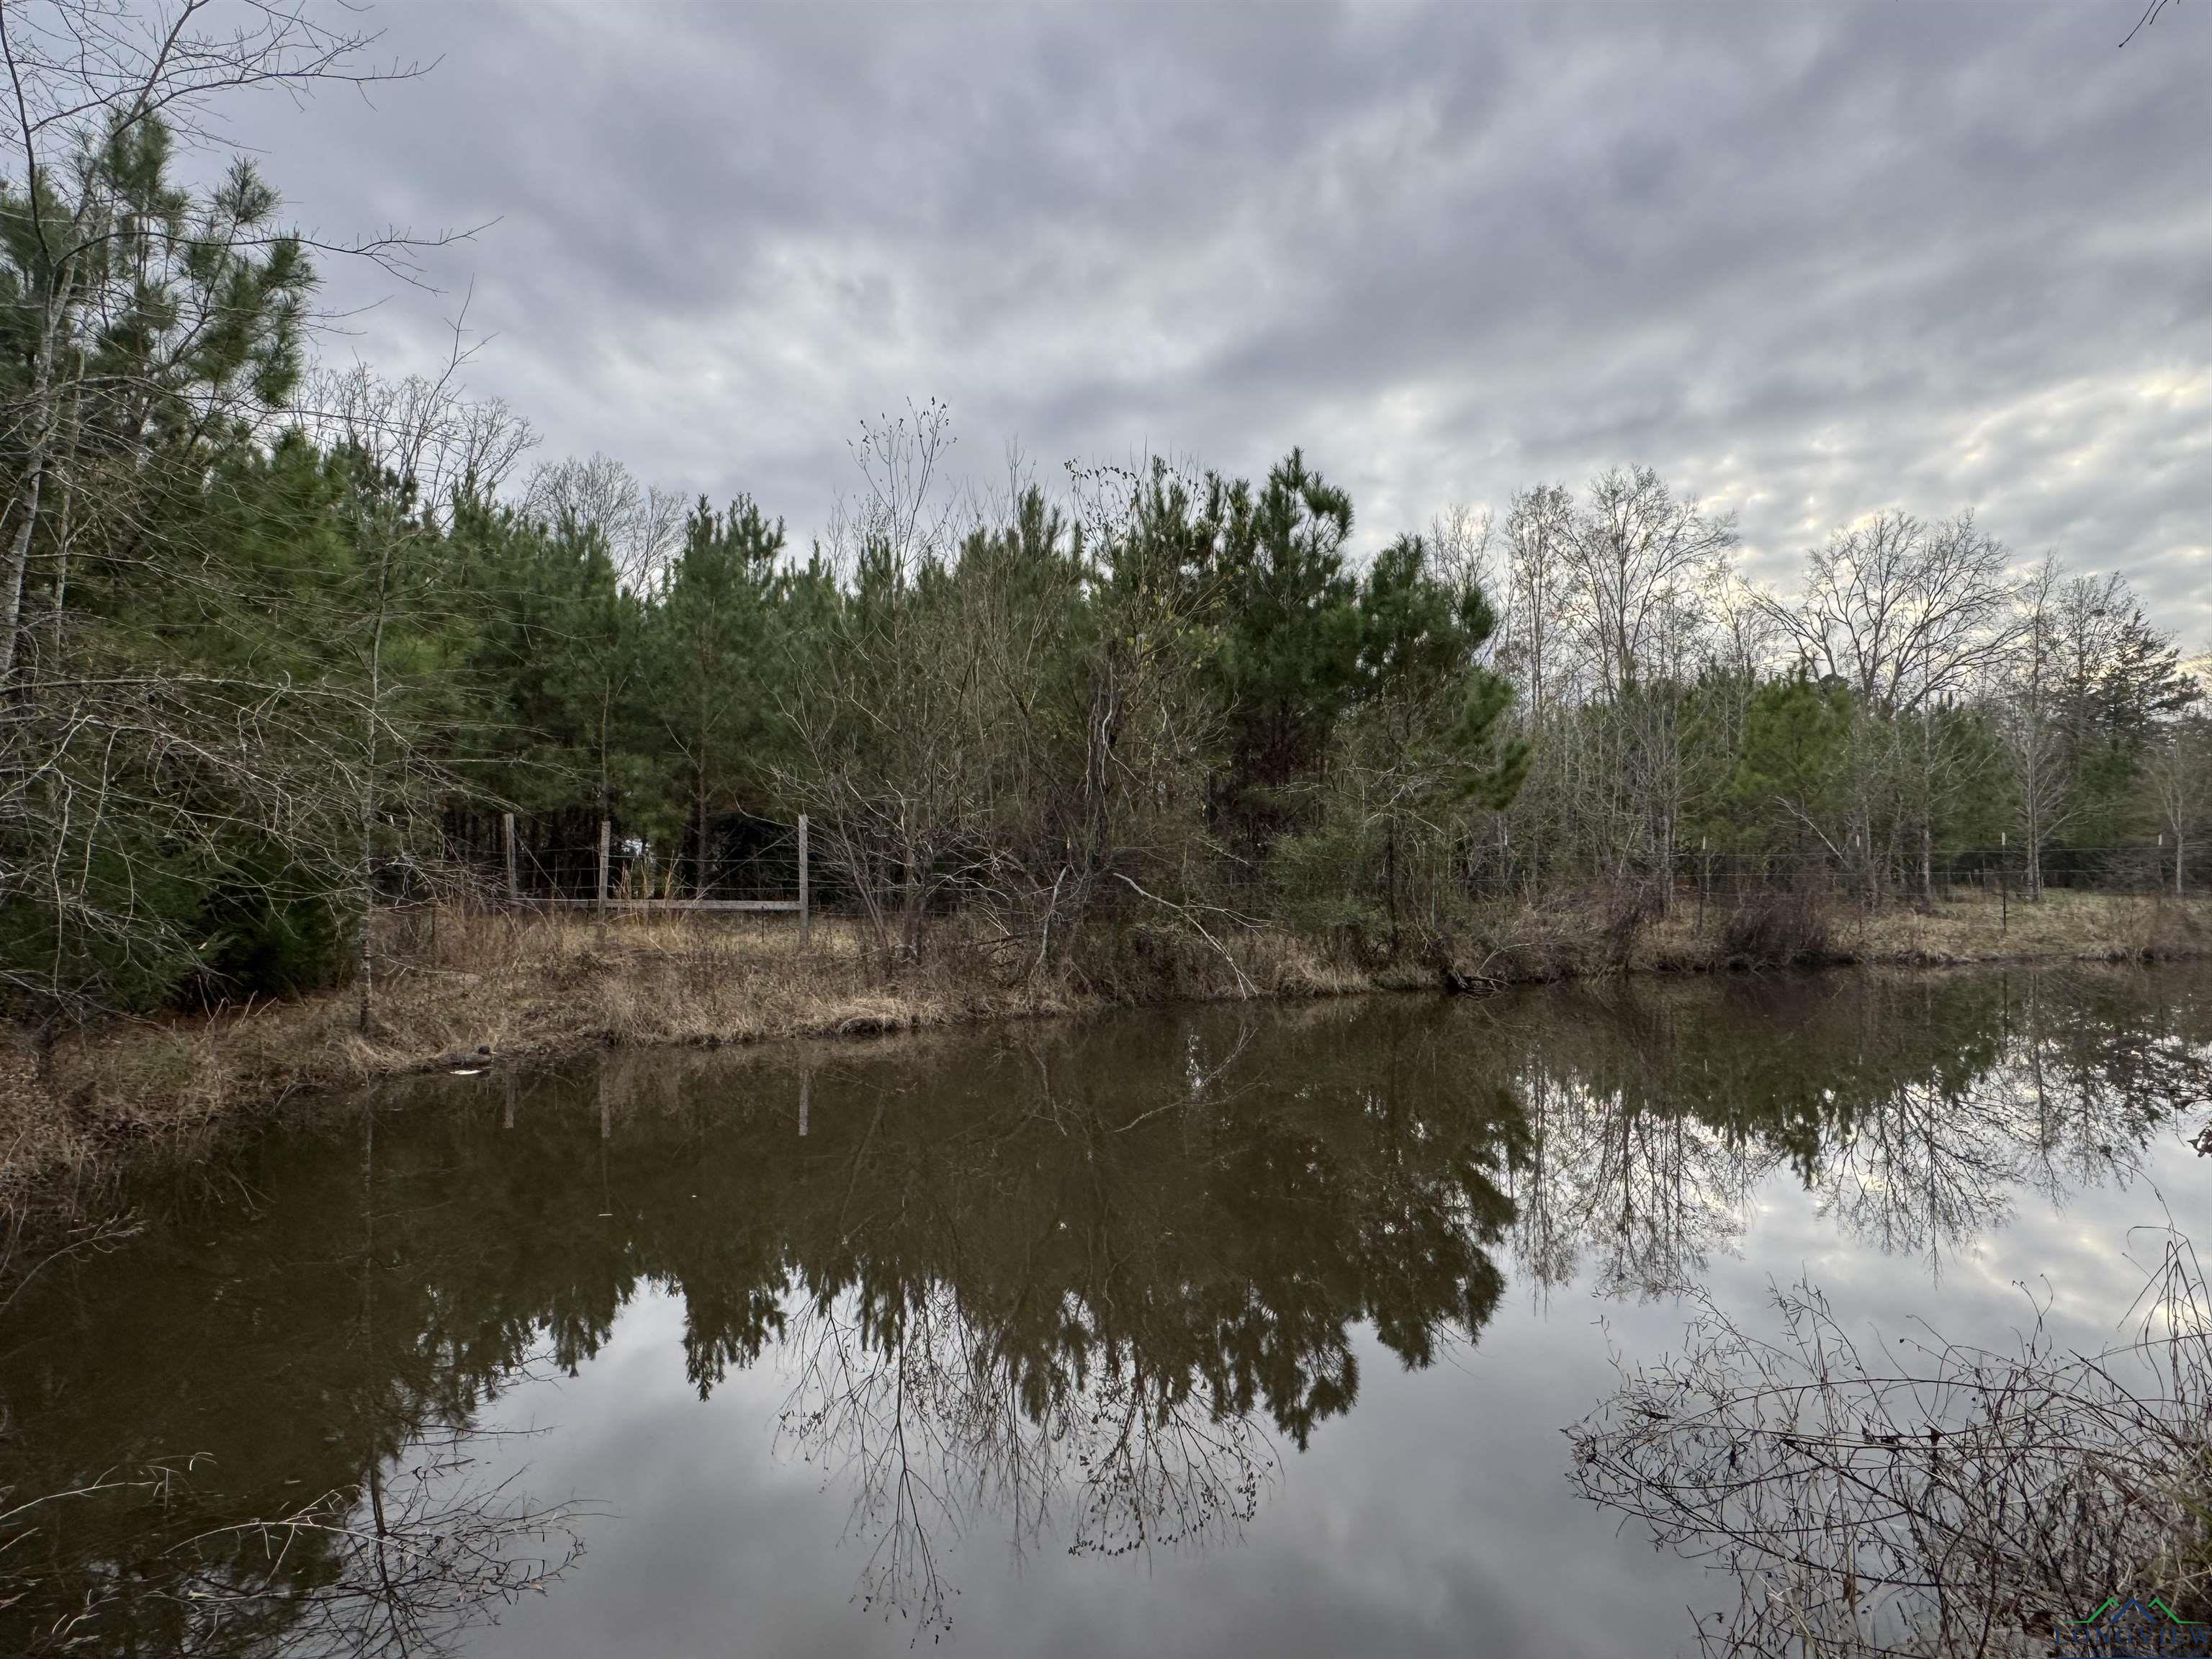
[3,889,2206,1210]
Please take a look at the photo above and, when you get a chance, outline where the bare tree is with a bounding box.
[2144,677,2211,896]
[1758,511,2018,902]
[1552,467,1737,891]
[776,400,982,969]
[306,343,535,1030]
[1560,466,1736,702]
[1759,511,2016,716]
[1997,557,2074,902]
[522,451,683,595]
[1495,483,1576,890]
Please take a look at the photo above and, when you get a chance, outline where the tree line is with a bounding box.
[1,5,2203,1021]
[1484,475,2205,907]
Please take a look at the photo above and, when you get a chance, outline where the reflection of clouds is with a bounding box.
[1568,1235,2212,1656]
[10,968,2205,1655]
[1813,1075,2024,1264]
[1508,1064,1779,1301]
[775,1282,1280,1636]
[1498,972,2211,1300]
[170,1427,588,1659]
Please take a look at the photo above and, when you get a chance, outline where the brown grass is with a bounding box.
[1454,884,2210,980]
[2,888,2205,1212]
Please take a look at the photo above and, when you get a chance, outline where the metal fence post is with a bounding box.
[502,811,518,906]
[798,813,811,950]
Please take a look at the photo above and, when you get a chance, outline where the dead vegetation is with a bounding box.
[1462,884,2209,981]
[1,889,2204,1215]
[1569,1231,2212,1656]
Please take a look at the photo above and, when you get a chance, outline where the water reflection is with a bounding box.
[0,966,2202,1653]
[1495,971,2206,1295]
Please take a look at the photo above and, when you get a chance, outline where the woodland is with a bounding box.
[2,2,2206,1032]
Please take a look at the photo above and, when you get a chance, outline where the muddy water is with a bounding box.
[3,966,2206,1657]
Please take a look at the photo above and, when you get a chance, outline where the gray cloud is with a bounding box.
[232,0,2209,639]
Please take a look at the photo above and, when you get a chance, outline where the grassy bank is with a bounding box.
[4,887,2206,1210]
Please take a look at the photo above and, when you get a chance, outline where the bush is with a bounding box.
[1716,886,1833,968]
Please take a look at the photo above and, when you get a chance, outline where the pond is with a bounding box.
[3,966,2207,1657]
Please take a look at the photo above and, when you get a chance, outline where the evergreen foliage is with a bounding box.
[1,114,2201,1020]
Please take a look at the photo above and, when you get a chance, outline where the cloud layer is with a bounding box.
[233,1,2210,639]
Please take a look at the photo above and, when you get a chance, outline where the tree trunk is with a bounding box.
[356,559,389,1035]
[0,289,74,683]
[1385,818,1399,956]
[695,761,710,902]
[1,426,52,682]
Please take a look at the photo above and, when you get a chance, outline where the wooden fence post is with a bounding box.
[798,813,811,950]
[502,811,518,906]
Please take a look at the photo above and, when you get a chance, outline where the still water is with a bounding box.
[4,967,2207,1657]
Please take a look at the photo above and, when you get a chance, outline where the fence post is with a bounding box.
[798,813,811,950]
[502,811,518,906]
[597,819,611,915]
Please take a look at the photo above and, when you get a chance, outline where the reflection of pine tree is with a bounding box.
[4,972,2202,1647]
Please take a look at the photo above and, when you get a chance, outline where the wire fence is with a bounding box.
[441,808,812,914]
[438,810,2207,928]
[1646,842,2207,905]
[1461,838,2208,907]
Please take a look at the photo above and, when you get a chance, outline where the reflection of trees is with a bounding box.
[1508,1055,1777,1300]
[750,1009,1519,1629]
[159,1431,584,1659]
[1811,973,2206,1267]
[1492,970,2208,1297]
[2,967,2200,1646]
[0,999,1520,1647]
[776,1283,1278,1638]
[0,1435,583,1659]
[0,1100,589,1657]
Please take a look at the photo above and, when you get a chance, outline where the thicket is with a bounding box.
[2,6,2203,1026]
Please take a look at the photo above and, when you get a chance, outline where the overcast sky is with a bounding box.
[232,1,2210,641]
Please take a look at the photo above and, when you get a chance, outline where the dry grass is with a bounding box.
[2,889,2205,1212]
[1844,885,2211,965]
[1455,885,2211,980]
[0,905,1357,1208]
